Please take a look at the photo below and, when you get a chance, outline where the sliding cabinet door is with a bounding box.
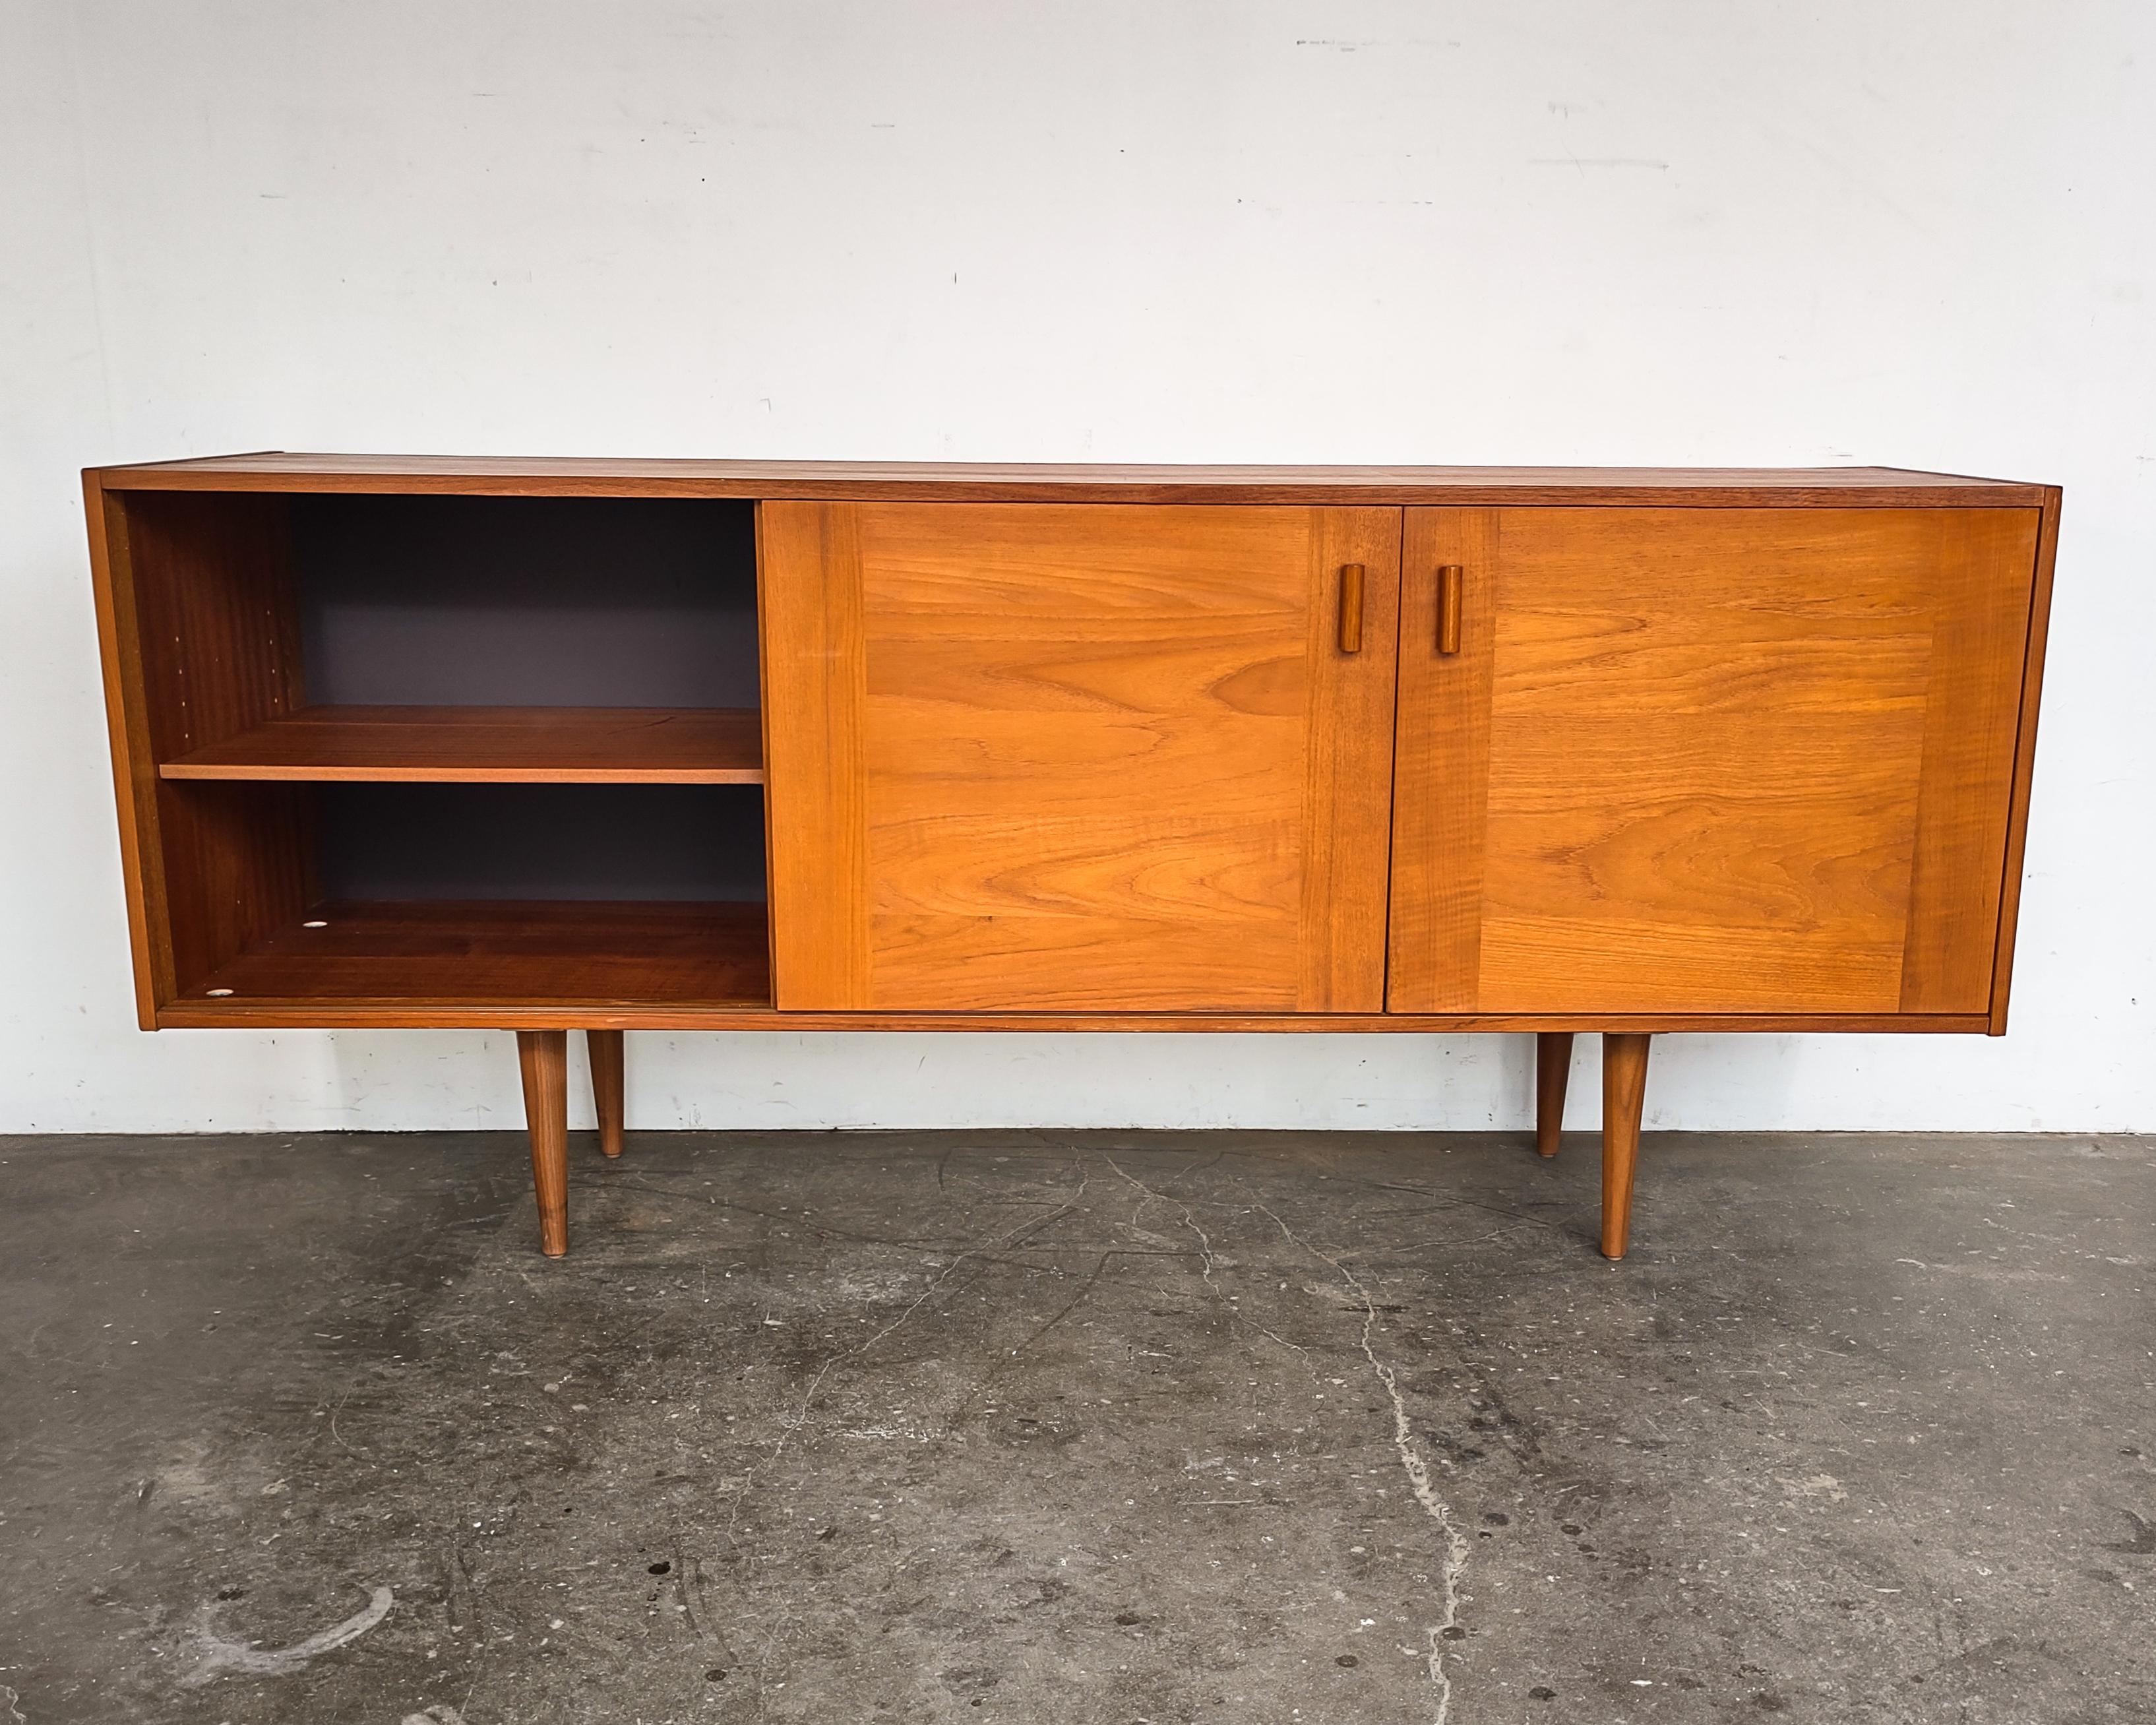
[1388,506,2041,1015]
[763,503,1400,1011]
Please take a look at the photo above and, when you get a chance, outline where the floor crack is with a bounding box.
[1105,1154,1217,1282]
[1254,1201,1471,1725]
[772,1162,1092,1462]
[1105,1156,1321,1380]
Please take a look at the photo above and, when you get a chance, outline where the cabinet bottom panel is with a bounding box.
[175,900,772,1015]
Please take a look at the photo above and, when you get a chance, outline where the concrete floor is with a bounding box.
[0,1129,2150,1724]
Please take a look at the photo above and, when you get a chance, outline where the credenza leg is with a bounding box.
[516,1030,570,1258]
[1535,1032,1574,1157]
[588,1030,626,1159]
[1599,1033,1651,1260]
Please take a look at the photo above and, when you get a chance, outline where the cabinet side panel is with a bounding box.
[760,502,873,1009]
[84,474,170,1022]
[1386,509,1498,1011]
[1297,508,1402,1011]
[1898,509,2043,1013]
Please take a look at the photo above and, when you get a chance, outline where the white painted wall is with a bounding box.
[4,1,2149,1135]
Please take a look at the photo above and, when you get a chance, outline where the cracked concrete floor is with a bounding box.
[1,1128,2151,1724]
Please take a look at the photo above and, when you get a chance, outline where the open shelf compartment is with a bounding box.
[162,780,774,1014]
[103,486,775,1018]
[179,778,774,1011]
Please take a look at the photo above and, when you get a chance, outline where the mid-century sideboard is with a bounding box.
[82,456,2060,1259]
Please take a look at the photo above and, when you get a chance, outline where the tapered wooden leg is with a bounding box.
[516,1030,570,1257]
[1600,1032,1651,1260]
[587,1030,625,1159]
[1535,1032,1574,1158]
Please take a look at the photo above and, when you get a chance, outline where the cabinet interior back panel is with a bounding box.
[316,784,768,902]
[292,495,760,708]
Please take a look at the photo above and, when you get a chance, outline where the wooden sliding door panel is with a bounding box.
[758,501,871,1007]
[762,503,1400,1011]
[1389,507,2041,1015]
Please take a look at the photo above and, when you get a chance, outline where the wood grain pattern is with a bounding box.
[125,490,306,759]
[762,503,1400,1011]
[1387,510,1497,1011]
[1987,486,2063,1034]
[1392,507,2041,1015]
[183,901,771,1010]
[1898,510,2043,1009]
[161,705,764,783]
[759,502,872,1009]
[92,454,2047,509]
[1297,512,1403,1009]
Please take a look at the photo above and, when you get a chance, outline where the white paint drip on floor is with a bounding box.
[181,1584,393,1687]
[1256,1203,1472,1725]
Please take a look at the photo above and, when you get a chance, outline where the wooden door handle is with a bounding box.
[1436,564,1463,654]
[1338,563,1365,653]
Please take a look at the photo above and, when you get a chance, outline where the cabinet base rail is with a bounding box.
[509,1028,1653,1260]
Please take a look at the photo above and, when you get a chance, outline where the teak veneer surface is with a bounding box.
[1387,507,2041,1017]
[761,501,1401,1012]
[160,705,764,784]
[94,454,2045,508]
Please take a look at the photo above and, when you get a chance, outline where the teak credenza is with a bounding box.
[83,456,2060,1260]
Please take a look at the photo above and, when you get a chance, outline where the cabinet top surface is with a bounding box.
[90,453,2052,507]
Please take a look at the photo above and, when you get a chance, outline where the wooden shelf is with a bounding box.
[181,900,772,1013]
[160,706,764,784]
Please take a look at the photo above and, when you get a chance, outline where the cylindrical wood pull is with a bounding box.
[1436,564,1464,655]
[1338,563,1365,654]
